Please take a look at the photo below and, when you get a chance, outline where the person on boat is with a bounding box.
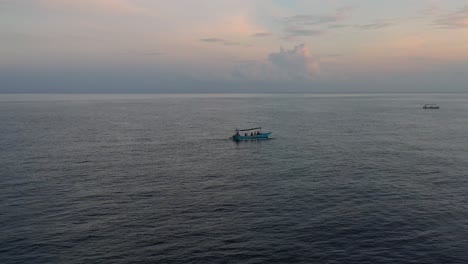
[245,133,247,136]
[250,132,253,136]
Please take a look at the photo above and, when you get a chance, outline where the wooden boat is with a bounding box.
[423,104,440,109]
[232,127,271,141]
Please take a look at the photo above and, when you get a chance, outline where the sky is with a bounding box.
[1,0,468,93]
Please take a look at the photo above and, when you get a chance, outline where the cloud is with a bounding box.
[280,6,354,38]
[234,44,320,80]
[140,52,163,56]
[268,44,320,77]
[200,38,242,46]
[40,0,147,15]
[421,0,445,16]
[200,38,225,43]
[252,32,272,37]
[328,24,348,29]
[355,22,393,30]
[200,15,264,36]
[195,14,266,46]
[284,29,323,38]
[283,6,353,26]
[222,41,241,46]
[434,6,468,28]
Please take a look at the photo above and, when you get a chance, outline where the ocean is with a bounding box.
[1,93,468,263]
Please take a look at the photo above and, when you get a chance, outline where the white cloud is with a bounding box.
[269,43,320,77]
[233,43,320,80]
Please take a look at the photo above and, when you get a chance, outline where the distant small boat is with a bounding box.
[232,127,271,141]
[423,104,440,109]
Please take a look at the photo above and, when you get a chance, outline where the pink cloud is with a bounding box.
[199,15,265,37]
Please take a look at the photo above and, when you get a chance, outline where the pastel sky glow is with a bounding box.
[1,0,468,92]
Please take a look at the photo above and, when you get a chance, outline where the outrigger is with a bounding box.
[232,127,272,141]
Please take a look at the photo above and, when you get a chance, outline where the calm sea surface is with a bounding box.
[1,94,468,264]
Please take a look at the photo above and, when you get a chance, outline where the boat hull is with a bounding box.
[423,104,440,109]
[232,132,271,141]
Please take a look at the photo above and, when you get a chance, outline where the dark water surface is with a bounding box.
[1,94,468,264]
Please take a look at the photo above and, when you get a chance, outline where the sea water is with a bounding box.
[1,93,468,263]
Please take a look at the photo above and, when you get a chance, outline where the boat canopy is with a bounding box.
[237,127,261,132]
